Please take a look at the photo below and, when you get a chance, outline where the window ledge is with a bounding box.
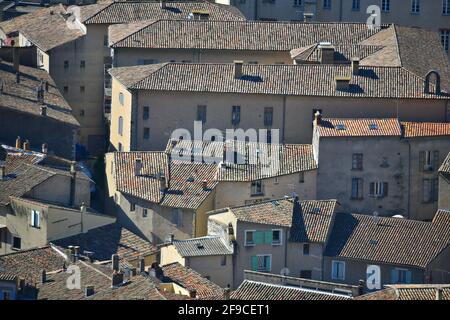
[250,193,265,198]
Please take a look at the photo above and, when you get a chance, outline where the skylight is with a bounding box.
[369,123,379,130]
[335,124,346,130]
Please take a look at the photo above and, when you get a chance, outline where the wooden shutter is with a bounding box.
[369,182,375,196]
[383,182,389,197]
[264,231,273,245]
[254,231,264,245]
[406,270,412,284]
[251,256,258,271]
[391,268,398,284]
[432,151,439,171]
[419,151,425,172]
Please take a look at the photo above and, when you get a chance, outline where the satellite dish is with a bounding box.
[280,268,290,276]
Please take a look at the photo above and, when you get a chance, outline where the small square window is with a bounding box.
[221,255,227,266]
[303,243,310,255]
[143,127,150,140]
[80,60,86,68]
[142,208,148,218]
[245,230,255,246]
[12,236,21,249]
[130,202,136,212]
[272,230,282,246]
[64,61,69,69]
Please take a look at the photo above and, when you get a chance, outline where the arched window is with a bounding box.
[424,71,441,94]
[118,116,123,136]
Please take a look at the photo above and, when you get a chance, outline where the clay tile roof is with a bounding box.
[0,62,79,127]
[231,280,351,300]
[0,246,66,284]
[52,223,158,262]
[401,122,450,138]
[161,262,225,299]
[171,236,233,257]
[439,153,450,174]
[84,1,245,25]
[356,284,450,300]
[324,213,450,268]
[317,118,402,137]
[110,63,449,99]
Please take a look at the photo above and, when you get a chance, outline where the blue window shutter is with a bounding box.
[264,231,273,244]
[391,268,398,283]
[254,231,264,245]
[406,270,412,284]
[251,256,258,271]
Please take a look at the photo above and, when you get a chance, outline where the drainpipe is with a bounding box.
[284,229,288,270]
[282,96,287,144]
[407,140,411,219]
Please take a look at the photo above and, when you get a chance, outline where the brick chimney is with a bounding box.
[234,60,243,79]
[111,271,124,288]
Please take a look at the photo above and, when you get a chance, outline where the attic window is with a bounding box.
[313,207,321,214]
[369,239,378,245]
[196,243,204,249]
[369,123,379,130]
[186,176,195,182]
[335,124,346,131]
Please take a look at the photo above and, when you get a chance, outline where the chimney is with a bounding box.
[40,269,47,284]
[23,140,30,151]
[80,203,86,214]
[234,60,243,79]
[85,285,95,297]
[0,165,5,180]
[134,158,143,176]
[357,279,365,296]
[111,254,120,272]
[15,136,22,149]
[73,246,80,261]
[69,162,76,207]
[335,76,351,91]
[45,81,49,92]
[111,271,124,288]
[189,289,197,299]
[313,110,322,126]
[13,47,20,74]
[169,233,175,243]
[70,162,77,175]
[160,0,166,9]
[436,288,443,301]
[160,175,167,193]
[139,258,145,274]
[318,42,335,64]
[351,57,360,75]
[303,12,314,23]
[16,72,20,84]
[224,288,231,300]
[41,143,48,154]
[202,179,208,191]
[40,105,47,117]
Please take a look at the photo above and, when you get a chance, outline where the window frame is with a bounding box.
[272,229,282,246]
[30,209,40,228]
[245,230,256,247]
[331,260,345,280]
[251,180,264,196]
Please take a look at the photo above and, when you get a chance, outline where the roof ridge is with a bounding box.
[0,245,51,258]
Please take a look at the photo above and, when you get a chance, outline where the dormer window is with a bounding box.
[369,123,378,130]
[335,124,346,131]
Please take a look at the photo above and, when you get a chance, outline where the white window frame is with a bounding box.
[30,210,40,228]
[245,230,256,247]
[381,0,390,12]
[331,260,346,280]
[395,268,409,284]
[257,254,272,272]
[119,92,125,106]
[272,229,283,246]
[444,0,450,15]
[411,0,420,13]
[251,180,264,196]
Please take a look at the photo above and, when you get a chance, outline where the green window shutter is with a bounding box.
[254,231,264,245]
[264,231,273,244]
[406,270,412,284]
[391,269,398,284]
[251,256,258,271]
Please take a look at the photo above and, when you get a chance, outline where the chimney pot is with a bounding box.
[358,279,365,296]
[169,233,175,243]
[40,105,47,117]
[80,202,86,214]
[70,161,77,175]
[41,143,48,154]
[234,60,244,79]
[313,111,322,126]
[111,254,120,272]
[15,136,22,149]
[202,179,208,190]
[23,140,30,152]
[351,57,360,75]
[224,288,231,300]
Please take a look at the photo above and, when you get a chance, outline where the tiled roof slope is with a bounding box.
[356,285,450,300]
[0,246,66,284]
[0,62,79,126]
[402,122,450,138]
[228,198,338,244]
[161,262,225,299]
[439,153,450,174]
[110,63,448,99]
[171,236,232,257]
[52,223,158,262]
[165,140,317,182]
[110,20,381,50]
[0,4,85,52]
[231,280,351,300]
[324,212,450,268]
[316,118,402,137]
[84,1,245,24]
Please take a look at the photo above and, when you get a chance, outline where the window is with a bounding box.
[80,86,85,93]
[64,60,69,69]
[323,0,331,9]
[351,178,363,200]
[251,255,271,272]
[303,243,310,255]
[80,60,86,69]
[3,290,11,300]
[63,86,69,94]
[352,153,363,170]
[300,270,312,279]
[369,182,388,198]
[419,151,439,171]
[422,178,439,203]
[352,0,360,11]
[245,230,255,246]
[272,229,282,246]
[171,209,183,227]
[444,0,450,14]
[332,260,345,280]
[142,208,148,218]
[119,92,125,106]
[251,180,263,196]
[103,34,109,47]
[221,255,227,266]
[231,106,241,125]
[441,29,450,52]
[118,116,123,136]
[266,130,272,144]
[30,210,40,228]
[118,143,123,152]
[411,0,420,13]
[391,268,411,284]
[197,105,207,124]
[293,0,302,6]
[12,236,21,250]
[143,127,150,140]
[381,0,390,12]
[130,202,135,212]
[299,172,305,183]
[143,106,150,120]
[264,107,273,126]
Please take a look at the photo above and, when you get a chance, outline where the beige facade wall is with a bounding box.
[109,84,449,152]
[113,48,293,67]
[110,79,133,151]
[160,244,186,266]
[187,255,233,288]
[286,242,324,280]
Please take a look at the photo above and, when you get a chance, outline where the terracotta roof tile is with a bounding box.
[402,122,450,138]
[171,236,232,257]
[316,118,402,137]
[439,153,450,174]
[357,284,450,300]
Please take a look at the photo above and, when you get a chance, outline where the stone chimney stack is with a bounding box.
[111,254,120,272]
[313,110,322,127]
[41,143,48,154]
[134,158,143,176]
[234,60,243,79]
[15,136,22,149]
